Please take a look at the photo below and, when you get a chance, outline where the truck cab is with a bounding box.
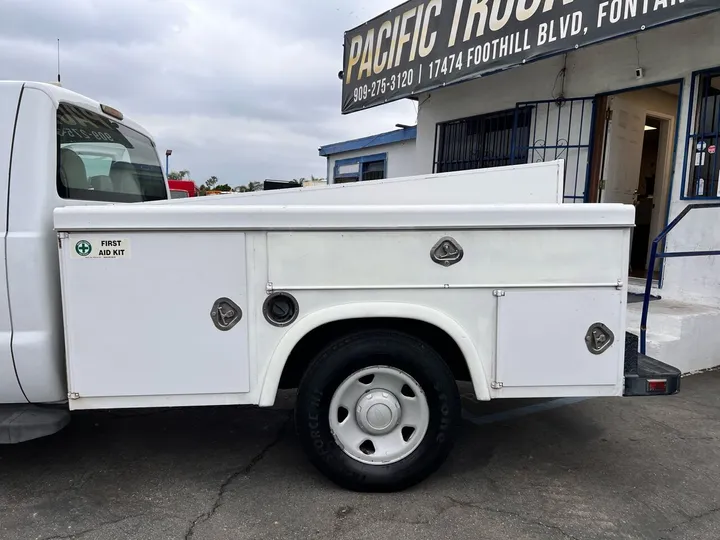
[0,81,168,409]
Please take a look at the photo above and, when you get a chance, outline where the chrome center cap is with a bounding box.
[356,390,402,435]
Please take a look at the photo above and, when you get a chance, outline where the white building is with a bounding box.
[334,3,720,373]
[319,126,416,184]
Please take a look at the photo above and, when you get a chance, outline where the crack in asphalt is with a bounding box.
[658,505,720,539]
[445,496,581,540]
[184,414,290,540]
[37,513,147,540]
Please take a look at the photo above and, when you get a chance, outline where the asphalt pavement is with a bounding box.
[2,372,720,540]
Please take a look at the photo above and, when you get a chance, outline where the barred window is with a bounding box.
[433,109,532,173]
[362,160,385,181]
[686,71,720,198]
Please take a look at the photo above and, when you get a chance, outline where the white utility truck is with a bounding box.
[1,81,681,492]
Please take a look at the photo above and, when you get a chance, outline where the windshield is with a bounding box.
[56,103,168,202]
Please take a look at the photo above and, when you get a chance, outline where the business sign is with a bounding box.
[341,0,720,114]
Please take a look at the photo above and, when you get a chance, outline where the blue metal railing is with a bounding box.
[640,203,720,354]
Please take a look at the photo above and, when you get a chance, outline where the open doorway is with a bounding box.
[632,115,661,277]
[593,81,682,281]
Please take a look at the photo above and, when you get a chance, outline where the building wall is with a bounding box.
[327,139,417,184]
[416,12,720,167]
[414,12,720,308]
[618,87,679,119]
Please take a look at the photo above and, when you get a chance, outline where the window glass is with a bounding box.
[334,156,386,184]
[57,103,168,202]
[362,160,385,181]
[337,162,360,175]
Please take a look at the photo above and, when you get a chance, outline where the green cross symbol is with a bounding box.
[75,240,92,257]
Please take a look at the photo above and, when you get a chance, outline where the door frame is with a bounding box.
[644,111,676,272]
[587,78,685,288]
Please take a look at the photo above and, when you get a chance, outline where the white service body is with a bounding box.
[54,162,634,411]
[0,80,634,414]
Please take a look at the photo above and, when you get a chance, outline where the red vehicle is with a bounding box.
[167,179,197,198]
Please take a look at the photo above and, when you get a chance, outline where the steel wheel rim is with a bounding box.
[329,365,430,465]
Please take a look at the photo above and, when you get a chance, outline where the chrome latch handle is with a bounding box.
[210,297,243,331]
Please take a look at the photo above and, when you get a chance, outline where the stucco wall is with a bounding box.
[327,139,418,183]
[414,11,720,307]
[416,12,720,169]
[618,87,679,118]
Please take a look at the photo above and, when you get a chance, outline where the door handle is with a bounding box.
[211,297,243,331]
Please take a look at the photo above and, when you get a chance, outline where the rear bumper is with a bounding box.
[623,333,681,397]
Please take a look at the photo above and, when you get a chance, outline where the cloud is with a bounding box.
[0,0,416,185]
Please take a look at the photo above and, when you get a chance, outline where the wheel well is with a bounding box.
[278,318,471,389]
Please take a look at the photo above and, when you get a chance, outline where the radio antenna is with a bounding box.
[57,38,61,84]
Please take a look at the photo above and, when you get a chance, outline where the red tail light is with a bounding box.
[647,379,668,393]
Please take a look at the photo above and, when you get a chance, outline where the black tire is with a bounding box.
[295,329,461,492]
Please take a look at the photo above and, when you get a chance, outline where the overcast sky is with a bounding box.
[0,0,416,186]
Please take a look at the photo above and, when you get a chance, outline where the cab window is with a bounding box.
[56,103,168,202]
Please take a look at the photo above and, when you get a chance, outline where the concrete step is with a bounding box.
[626,299,720,374]
[627,277,660,297]
[0,405,70,444]
[627,299,720,335]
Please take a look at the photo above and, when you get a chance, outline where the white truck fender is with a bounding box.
[258,302,491,406]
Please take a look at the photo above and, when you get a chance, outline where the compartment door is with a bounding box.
[496,288,623,388]
[61,231,250,399]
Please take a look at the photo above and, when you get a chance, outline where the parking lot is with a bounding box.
[2,372,720,540]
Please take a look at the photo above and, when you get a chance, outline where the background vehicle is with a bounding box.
[168,179,197,198]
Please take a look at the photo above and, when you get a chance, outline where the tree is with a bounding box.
[204,176,219,190]
[168,169,190,180]
[194,177,232,195]
[232,181,263,192]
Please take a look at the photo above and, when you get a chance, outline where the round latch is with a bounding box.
[210,297,243,331]
[263,292,299,327]
[430,236,464,267]
[585,323,615,355]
